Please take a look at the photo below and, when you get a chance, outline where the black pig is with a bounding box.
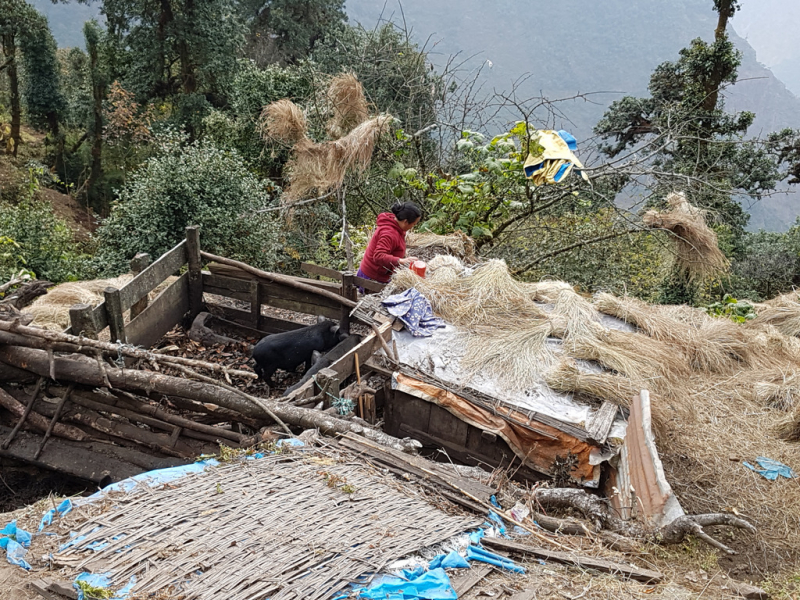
[251,317,345,385]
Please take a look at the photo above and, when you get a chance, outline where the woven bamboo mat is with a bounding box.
[54,452,479,599]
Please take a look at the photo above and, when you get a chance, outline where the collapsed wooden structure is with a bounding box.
[0,226,680,532]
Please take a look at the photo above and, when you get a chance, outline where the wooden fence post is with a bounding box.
[316,367,340,410]
[129,252,152,319]
[248,279,261,329]
[186,226,203,318]
[68,304,98,340]
[340,271,357,335]
[104,287,126,344]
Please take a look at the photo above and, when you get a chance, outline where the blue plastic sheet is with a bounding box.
[466,545,525,574]
[428,551,469,570]
[89,459,220,499]
[74,572,136,600]
[744,457,795,481]
[38,498,74,532]
[0,520,32,570]
[355,567,456,599]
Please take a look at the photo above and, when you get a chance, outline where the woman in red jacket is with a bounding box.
[357,202,422,286]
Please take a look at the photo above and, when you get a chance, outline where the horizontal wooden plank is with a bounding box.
[126,272,189,348]
[207,263,341,293]
[203,273,342,311]
[301,262,343,281]
[482,538,665,583]
[118,240,187,311]
[354,275,385,293]
[205,304,307,335]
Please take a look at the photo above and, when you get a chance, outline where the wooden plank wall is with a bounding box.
[126,273,190,348]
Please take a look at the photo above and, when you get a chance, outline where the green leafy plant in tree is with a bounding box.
[95,132,281,275]
[702,294,756,323]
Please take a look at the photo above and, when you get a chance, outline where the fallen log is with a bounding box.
[200,252,357,309]
[0,319,257,380]
[0,387,89,442]
[187,312,242,347]
[482,537,665,584]
[0,346,421,453]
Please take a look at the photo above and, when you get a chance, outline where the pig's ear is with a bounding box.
[329,324,340,334]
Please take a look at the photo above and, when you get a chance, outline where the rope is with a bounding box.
[114,342,144,368]
[312,375,355,416]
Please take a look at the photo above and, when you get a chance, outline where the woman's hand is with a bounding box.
[398,256,419,267]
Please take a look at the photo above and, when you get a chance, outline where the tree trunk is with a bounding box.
[703,0,737,113]
[86,32,104,205]
[0,346,420,453]
[2,33,20,157]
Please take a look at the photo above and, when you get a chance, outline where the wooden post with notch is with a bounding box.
[340,271,357,336]
[186,226,203,318]
[316,367,340,411]
[129,252,152,319]
[248,279,260,329]
[69,303,98,340]
[104,287,126,344]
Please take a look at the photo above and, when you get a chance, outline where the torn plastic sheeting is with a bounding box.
[355,567,457,600]
[744,457,796,481]
[89,459,220,499]
[38,498,73,532]
[60,526,102,552]
[74,572,136,600]
[0,520,32,570]
[428,550,470,570]
[466,545,525,573]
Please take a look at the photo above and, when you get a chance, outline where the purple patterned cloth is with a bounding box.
[381,288,445,337]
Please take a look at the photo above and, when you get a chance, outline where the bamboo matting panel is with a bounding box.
[54,454,478,599]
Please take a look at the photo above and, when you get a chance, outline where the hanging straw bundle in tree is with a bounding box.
[280,115,392,202]
[259,99,308,145]
[327,72,370,138]
[643,192,729,280]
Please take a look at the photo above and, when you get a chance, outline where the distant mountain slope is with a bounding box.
[347,0,800,230]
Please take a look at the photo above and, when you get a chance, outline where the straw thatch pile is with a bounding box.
[388,256,800,564]
[259,73,392,202]
[406,231,477,263]
[643,192,729,280]
[23,275,176,331]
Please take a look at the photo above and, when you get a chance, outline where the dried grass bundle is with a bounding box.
[643,192,729,280]
[527,280,574,304]
[25,275,134,330]
[568,327,691,400]
[763,291,800,308]
[283,116,391,201]
[596,292,748,373]
[327,72,369,138]
[550,289,600,342]
[750,303,800,338]
[259,99,308,145]
[406,231,477,263]
[776,405,800,441]
[462,319,556,391]
[545,359,639,407]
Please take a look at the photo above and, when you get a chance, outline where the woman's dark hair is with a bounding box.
[391,202,422,223]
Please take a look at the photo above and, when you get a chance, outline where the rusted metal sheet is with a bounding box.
[389,373,601,484]
[608,390,684,527]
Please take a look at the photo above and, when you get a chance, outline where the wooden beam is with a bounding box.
[103,287,126,344]
[204,303,306,335]
[126,272,190,349]
[185,226,203,318]
[117,240,187,312]
[353,275,385,293]
[340,271,357,335]
[482,538,665,583]
[587,401,618,445]
[452,564,492,596]
[301,262,343,281]
[129,252,152,319]
[68,303,98,340]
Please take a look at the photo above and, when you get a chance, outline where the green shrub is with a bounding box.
[95,133,281,274]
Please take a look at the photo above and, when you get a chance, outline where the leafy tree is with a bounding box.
[96,132,281,274]
[1,0,65,157]
[594,0,778,245]
[313,23,440,134]
[242,0,346,65]
[100,0,246,125]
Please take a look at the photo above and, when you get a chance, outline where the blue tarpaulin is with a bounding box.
[744,457,796,481]
[0,520,32,570]
[428,551,470,570]
[355,567,457,599]
[74,572,136,600]
[466,544,525,573]
[38,498,73,532]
